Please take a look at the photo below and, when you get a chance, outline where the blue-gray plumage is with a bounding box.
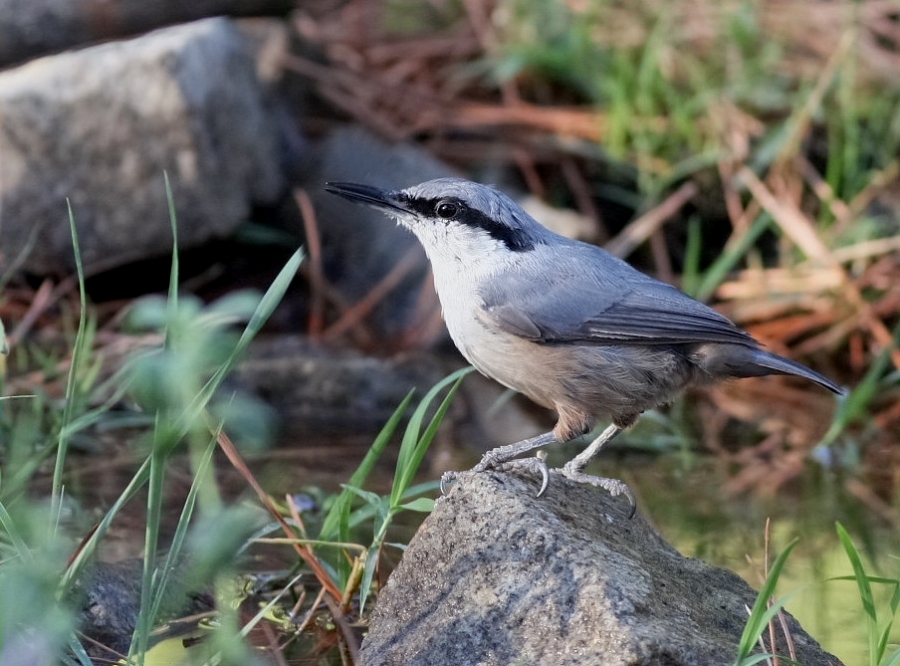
[326,178,845,516]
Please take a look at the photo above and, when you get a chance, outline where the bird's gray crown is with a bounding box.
[397,178,544,253]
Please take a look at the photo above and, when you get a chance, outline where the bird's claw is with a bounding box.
[560,462,637,519]
[443,454,550,497]
[439,471,459,495]
[490,455,550,497]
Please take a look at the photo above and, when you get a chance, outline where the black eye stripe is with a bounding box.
[398,194,534,252]
[456,208,535,252]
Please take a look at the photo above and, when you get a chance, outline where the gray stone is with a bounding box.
[0,17,286,276]
[360,472,843,666]
[233,335,450,438]
[74,558,210,661]
[0,0,293,68]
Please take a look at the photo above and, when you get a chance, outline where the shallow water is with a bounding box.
[252,430,899,665]
[583,453,900,665]
[62,425,898,665]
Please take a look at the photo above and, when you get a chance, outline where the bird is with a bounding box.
[325,178,845,516]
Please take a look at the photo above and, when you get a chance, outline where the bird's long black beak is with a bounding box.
[324,182,407,213]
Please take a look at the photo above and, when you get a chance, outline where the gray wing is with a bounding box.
[480,244,756,347]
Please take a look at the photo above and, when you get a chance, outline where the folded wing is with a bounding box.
[480,245,756,348]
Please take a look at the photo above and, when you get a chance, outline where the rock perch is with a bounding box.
[360,471,842,666]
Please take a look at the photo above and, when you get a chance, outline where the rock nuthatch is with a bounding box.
[326,178,845,515]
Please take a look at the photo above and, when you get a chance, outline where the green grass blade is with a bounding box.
[318,390,416,544]
[59,457,151,593]
[132,448,167,664]
[736,656,785,666]
[837,522,877,619]
[694,212,773,303]
[354,369,473,612]
[357,545,381,614]
[0,316,8,355]
[733,537,798,664]
[150,433,218,623]
[343,481,440,531]
[878,622,897,665]
[889,572,900,614]
[821,327,897,445]
[399,497,434,512]
[680,216,703,297]
[0,499,33,561]
[185,249,303,430]
[65,634,95,665]
[392,367,474,506]
[164,172,180,345]
[836,522,879,664]
[881,649,900,666]
[51,201,90,512]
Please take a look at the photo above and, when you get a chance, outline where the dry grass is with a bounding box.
[4,0,899,501]
[281,0,900,499]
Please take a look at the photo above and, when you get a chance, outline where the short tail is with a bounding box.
[749,349,846,395]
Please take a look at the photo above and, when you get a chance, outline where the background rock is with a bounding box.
[0,0,293,69]
[233,335,451,438]
[74,558,211,661]
[0,17,287,276]
[305,126,458,339]
[360,472,843,666]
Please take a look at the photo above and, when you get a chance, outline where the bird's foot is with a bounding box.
[486,455,550,497]
[441,452,550,496]
[439,470,462,495]
[441,432,557,496]
[559,461,637,519]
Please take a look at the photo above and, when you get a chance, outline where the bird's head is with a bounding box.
[325,178,547,264]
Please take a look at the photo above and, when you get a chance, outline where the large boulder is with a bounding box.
[0,18,287,276]
[360,471,842,666]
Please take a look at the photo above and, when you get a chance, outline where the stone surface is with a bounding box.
[233,335,450,438]
[0,17,287,276]
[74,558,210,660]
[360,472,843,666]
[0,0,293,68]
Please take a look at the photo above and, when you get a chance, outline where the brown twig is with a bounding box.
[7,278,56,346]
[260,620,291,666]
[740,166,900,369]
[604,181,699,258]
[738,168,835,266]
[215,429,344,602]
[322,246,424,343]
[295,189,327,337]
[797,155,853,227]
[323,593,361,663]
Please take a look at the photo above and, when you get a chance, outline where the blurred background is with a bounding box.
[1,0,899,663]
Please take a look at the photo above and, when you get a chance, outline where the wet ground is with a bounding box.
[57,407,898,665]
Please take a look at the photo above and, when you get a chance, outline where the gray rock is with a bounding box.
[360,472,843,666]
[0,17,286,276]
[0,0,293,68]
[233,335,451,438]
[74,558,210,661]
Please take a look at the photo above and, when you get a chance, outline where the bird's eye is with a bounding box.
[435,200,459,219]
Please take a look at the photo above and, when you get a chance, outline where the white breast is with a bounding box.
[409,218,528,375]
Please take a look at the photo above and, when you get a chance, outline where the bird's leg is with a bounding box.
[559,424,636,518]
[441,431,557,496]
[475,431,558,496]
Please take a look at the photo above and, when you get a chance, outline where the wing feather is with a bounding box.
[480,244,755,348]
